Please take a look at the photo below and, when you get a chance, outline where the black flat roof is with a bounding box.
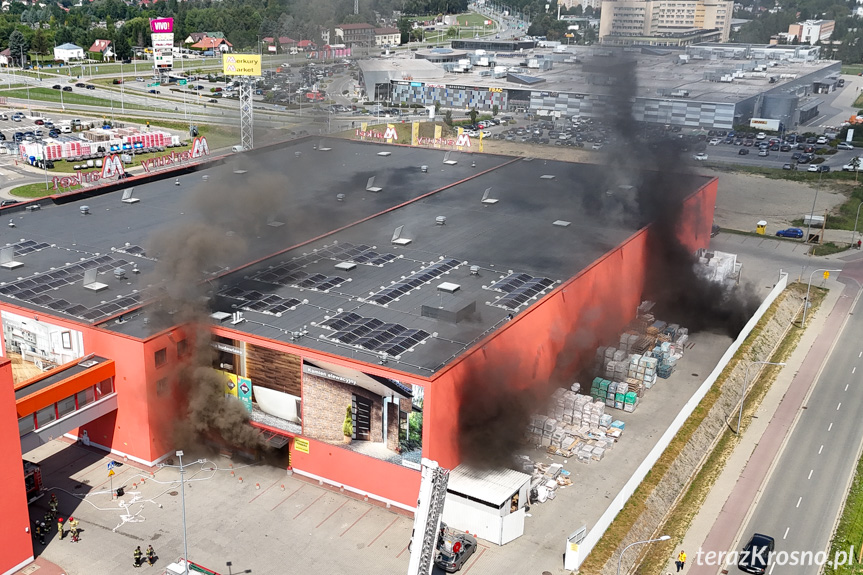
[0,137,711,376]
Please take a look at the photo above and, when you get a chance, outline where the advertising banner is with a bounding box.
[223,372,239,398]
[479,130,484,153]
[385,124,397,143]
[151,33,174,50]
[150,17,173,33]
[237,376,253,413]
[360,122,368,139]
[434,125,442,148]
[154,50,173,69]
[411,122,419,146]
[294,438,310,453]
[457,126,464,151]
[223,54,262,76]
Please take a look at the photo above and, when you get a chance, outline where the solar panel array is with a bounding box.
[487,272,555,311]
[320,311,431,357]
[0,254,143,321]
[220,287,301,316]
[115,245,147,257]
[367,258,461,306]
[251,242,397,292]
[10,240,51,257]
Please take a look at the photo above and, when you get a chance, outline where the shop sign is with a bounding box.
[302,364,356,385]
[489,87,503,93]
[52,169,110,190]
[294,438,310,453]
[140,136,209,173]
[211,341,242,355]
[355,126,399,141]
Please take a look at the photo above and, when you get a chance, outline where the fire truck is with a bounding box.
[23,460,44,503]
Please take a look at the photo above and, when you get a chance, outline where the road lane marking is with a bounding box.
[829,422,834,431]
[854,367,858,375]
[809,469,814,479]
[859,352,862,358]
[847,384,850,391]
[784,527,790,539]
[838,403,842,410]
[819,445,824,454]
[797,497,802,508]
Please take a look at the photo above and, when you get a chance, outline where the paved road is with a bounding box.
[734,262,863,575]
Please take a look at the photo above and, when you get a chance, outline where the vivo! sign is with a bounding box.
[51,154,126,189]
[140,136,210,173]
[355,126,399,140]
[150,18,173,33]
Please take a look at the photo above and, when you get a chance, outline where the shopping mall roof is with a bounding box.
[0,138,711,376]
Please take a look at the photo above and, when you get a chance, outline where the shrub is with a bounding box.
[343,406,353,437]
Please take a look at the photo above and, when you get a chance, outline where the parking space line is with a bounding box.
[248,479,280,504]
[368,516,398,548]
[462,547,487,574]
[340,507,371,537]
[293,492,324,520]
[270,483,304,511]
[396,541,410,559]
[316,500,347,528]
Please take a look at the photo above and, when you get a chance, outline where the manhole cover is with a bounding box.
[168,491,178,496]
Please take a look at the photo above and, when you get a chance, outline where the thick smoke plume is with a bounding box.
[146,153,337,452]
[456,50,759,469]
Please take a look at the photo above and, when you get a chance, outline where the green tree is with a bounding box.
[444,110,453,126]
[342,406,353,437]
[31,28,51,56]
[446,26,458,37]
[8,29,29,66]
[492,104,499,116]
[468,107,478,124]
[397,16,412,44]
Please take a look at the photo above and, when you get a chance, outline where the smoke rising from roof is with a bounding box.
[455,50,758,470]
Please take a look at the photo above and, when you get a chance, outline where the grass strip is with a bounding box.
[578,283,819,575]
[0,87,155,111]
[824,442,863,575]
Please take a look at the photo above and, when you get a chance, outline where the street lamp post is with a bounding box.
[802,268,841,328]
[852,200,863,247]
[737,361,786,434]
[617,535,671,575]
[805,170,824,244]
[159,450,203,575]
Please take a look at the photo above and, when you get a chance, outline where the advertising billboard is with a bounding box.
[150,17,173,33]
[154,50,173,69]
[151,33,174,50]
[223,54,261,76]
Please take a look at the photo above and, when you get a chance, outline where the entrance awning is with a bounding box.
[258,429,290,448]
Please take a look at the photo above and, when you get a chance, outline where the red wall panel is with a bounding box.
[0,358,34,575]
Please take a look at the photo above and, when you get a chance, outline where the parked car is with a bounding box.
[708,137,722,145]
[738,148,749,155]
[842,158,863,171]
[75,82,85,88]
[85,85,95,90]
[62,86,72,92]
[148,89,160,94]
[782,163,796,170]
[755,132,766,140]
[693,152,708,161]
[775,228,804,239]
[838,142,855,150]
[0,199,20,207]
[816,136,828,145]
[34,119,44,125]
[738,533,775,574]
[758,149,769,157]
[51,84,61,90]
[780,144,792,152]
[435,526,477,573]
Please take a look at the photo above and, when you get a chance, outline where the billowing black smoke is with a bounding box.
[455,49,759,469]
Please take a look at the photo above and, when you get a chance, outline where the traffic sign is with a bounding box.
[147,82,160,87]
[823,271,830,280]
[107,461,115,470]
[178,79,187,85]
[108,469,115,477]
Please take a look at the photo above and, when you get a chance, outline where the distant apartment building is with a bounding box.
[599,0,733,44]
[558,0,604,11]
[335,23,376,46]
[374,27,401,46]
[786,19,834,44]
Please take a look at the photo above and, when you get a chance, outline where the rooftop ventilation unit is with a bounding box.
[366,176,382,193]
[319,139,332,151]
[113,268,127,280]
[391,225,412,246]
[0,246,23,270]
[25,204,41,212]
[421,165,428,173]
[553,220,571,227]
[377,151,392,157]
[336,193,346,202]
[210,311,232,323]
[121,188,140,204]
[470,265,480,275]
[267,215,285,228]
[80,205,90,215]
[436,216,447,225]
[481,187,498,205]
[443,151,458,165]
[230,311,245,325]
[82,267,108,292]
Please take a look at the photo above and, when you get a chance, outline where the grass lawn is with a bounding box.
[10,181,81,198]
[825,447,863,574]
[842,65,863,76]
[854,93,863,109]
[0,87,156,111]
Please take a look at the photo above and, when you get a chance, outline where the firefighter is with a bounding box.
[49,493,58,515]
[134,546,143,568]
[146,545,156,565]
[57,517,64,540]
[43,510,53,526]
[69,517,79,542]
[34,521,43,545]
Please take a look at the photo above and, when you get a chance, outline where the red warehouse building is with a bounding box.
[0,138,716,575]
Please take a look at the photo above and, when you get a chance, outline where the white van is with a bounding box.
[231,145,245,153]
[59,124,72,133]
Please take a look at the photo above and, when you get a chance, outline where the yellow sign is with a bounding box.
[433,125,442,148]
[479,130,484,153]
[108,469,115,477]
[824,271,830,280]
[223,54,261,76]
[411,122,419,146]
[294,438,310,453]
[489,87,503,93]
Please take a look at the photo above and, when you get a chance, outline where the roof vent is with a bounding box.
[392,225,412,246]
[336,193,346,202]
[0,246,23,270]
[319,140,332,151]
[481,187,498,204]
[470,265,480,275]
[436,216,447,225]
[295,151,302,158]
[7,219,14,228]
[210,311,232,323]
[80,205,90,215]
[113,268,127,280]
[366,176,382,193]
[421,165,428,173]
[25,204,40,212]
[82,268,108,292]
[121,189,139,204]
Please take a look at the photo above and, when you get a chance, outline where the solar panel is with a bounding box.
[47,299,72,311]
[221,287,247,298]
[30,294,53,305]
[81,309,107,321]
[64,305,89,316]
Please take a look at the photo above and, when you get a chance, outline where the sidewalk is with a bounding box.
[663,273,856,575]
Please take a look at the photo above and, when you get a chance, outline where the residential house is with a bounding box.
[190,37,233,53]
[88,39,114,60]
[0,48,10,65]
[297,39,316,51]
[53,42,84,62]
[374,27,401,46]
[183,31,226,45]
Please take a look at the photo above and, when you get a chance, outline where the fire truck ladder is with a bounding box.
[407,459,449,575]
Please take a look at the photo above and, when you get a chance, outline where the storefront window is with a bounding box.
[57,395,76,418]
[77,386,95,408]
[36,405,56,428]
[18,414,34,435]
